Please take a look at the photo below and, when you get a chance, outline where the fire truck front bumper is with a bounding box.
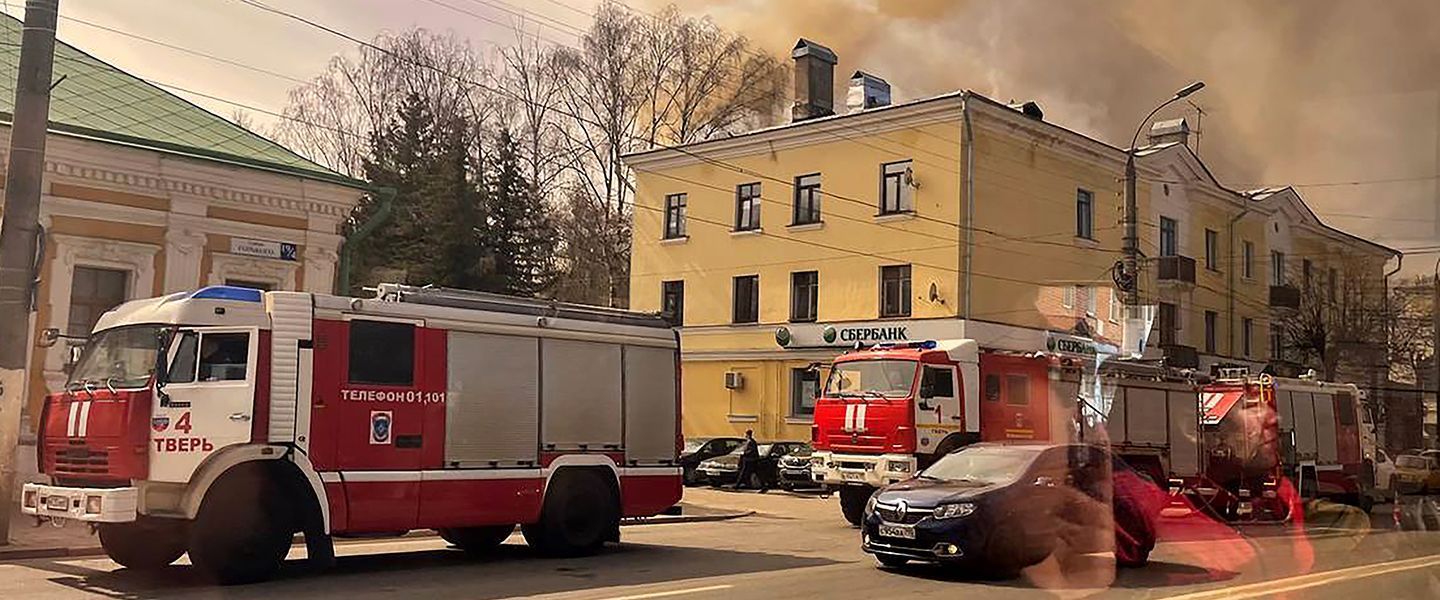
[20,483,138,523]
[812,452,917,488]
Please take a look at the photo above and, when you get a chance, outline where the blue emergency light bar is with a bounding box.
[191,286,264,303]
[868,340,938,350]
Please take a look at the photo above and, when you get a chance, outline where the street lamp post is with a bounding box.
[1122,81,1206,307]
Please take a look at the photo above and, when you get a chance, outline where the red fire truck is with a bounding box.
[1187,372,1378,518]
[809,340,1066,525]
[22,284,682,584]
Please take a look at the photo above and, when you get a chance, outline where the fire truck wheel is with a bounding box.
[839,486,873,527]
[188,470,295,585]
[98,518,188,570]
[439,525,515,553]
[523,469,619,558]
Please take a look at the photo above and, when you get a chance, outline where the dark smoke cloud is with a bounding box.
[646,0,1440,251]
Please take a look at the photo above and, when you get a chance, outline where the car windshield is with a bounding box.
[824,359,916,398]
[683,439,707,453]
[68,325,163,389]
[922,446,1040,483]
[1396,456,1428,469]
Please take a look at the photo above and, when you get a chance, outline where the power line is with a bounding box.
[55,14,310,85]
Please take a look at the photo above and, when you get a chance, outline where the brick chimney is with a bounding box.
[791,38,837,122]
[1147,118,1191,146]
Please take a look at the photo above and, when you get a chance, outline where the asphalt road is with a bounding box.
[1,489,1438,599]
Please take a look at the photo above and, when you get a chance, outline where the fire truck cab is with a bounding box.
[22,285,682,584]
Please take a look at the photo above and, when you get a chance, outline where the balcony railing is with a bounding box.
[1270,284,1301,309]
[1157,255,1197,285]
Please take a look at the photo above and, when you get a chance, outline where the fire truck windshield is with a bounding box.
[823,359,916,398]
[68,325,163,390]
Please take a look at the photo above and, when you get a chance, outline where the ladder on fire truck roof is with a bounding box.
[370,283,672,329]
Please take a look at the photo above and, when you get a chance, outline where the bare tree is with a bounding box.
[1387,276,1433,383]
[1277,259,1390,381]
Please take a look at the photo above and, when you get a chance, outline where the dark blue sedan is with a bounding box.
[861,442,1162,577]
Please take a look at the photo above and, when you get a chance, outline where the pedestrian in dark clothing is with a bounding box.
[732,430,768,492]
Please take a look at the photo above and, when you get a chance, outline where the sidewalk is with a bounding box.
[0,500,752,562]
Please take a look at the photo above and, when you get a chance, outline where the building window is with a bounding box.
[1109,288,1122,322]
[1158,301,1178,347]
[1302,259,1313,290]
[1159,217,1178,257]
[1270,325,1283,360]
[735,183,761,231]
[1062,285,1076,309]
[1328,267,1337,303]
[68,266,129,335]
[1271,251,1286,286]
[664,193,687,239]
[790,367,820,417]
[1076,189,1094,240]
[1085,286,1098,317]
[793,174,822,225]
[790,271,818,322]
[1204,310,1218,354]
[879,265,912,317]
[1242,240,1254,279]
[349,320,415,386]
[225,279,272,291]
[1242,317,1254,357]
[880,160,914,214]
[1204,229,1219,271]
[661,280,684,326]
[733,275,759,324]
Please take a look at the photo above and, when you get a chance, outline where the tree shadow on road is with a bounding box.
[29,539,836,599]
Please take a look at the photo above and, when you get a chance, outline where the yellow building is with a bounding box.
[626,39,1397,442]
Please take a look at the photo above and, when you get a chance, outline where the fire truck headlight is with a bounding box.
[85,495,102,515]
[933,503,976,519]
[22,490,36,509]
[887,460,912,474]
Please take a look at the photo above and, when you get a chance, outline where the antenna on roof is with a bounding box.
[1186,100,1206,157]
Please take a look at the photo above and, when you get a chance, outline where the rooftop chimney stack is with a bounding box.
[846,71,891,113]
[791,38,837,122]
[1147,118,1191,147]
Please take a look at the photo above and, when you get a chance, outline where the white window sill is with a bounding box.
[785,417,813,425]
[730,228,764,237]
[1073,236,1100,249]
[659,236,689,246]
[727,414,759,423]
[874,212,916,224]
[788,221,824,232]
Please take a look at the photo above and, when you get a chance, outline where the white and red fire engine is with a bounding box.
[1185,372,1378,518]
[809,340,1066,524]
[22,284,682,583]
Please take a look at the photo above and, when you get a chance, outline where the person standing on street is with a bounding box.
[733,430,767,492]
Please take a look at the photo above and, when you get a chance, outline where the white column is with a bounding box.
[163,227,207,293]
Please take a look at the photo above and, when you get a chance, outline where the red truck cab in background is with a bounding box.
[808,340,1058,525]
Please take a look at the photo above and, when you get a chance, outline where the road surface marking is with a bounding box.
[598,584,733,600]
[1159,553,1440,600]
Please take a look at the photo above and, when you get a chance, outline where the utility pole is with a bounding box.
[1123,82,1206,307]
[1432,260,1439,450]
[0,0,59,544]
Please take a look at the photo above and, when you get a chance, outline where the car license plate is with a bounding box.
[878,524,914,539]
[45,495,69,511]
[842,471,864,482]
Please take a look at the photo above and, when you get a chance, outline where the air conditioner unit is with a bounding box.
[724,371,745,390]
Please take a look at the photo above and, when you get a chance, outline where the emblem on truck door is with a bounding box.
[371,411,393,445]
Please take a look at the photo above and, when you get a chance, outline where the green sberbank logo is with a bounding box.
[822,325,837,344]
[775,327,792,347]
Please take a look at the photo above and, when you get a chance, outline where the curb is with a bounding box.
[0,510,754,563]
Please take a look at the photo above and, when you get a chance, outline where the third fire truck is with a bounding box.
[22,284,682,584]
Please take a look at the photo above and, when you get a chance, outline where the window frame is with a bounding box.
[792,173,822,225]
[879,160,914,215]
[1159,216,1178,257]
[663,193,688,239]
[1242,240,1254,279]
[732,274,760,324]
[68,266,130,336]
[1204,228,1219,271]
[168,329,253,384]
[1075,188,1094,240]
[790,271,819,323]
[790,367,820,417]
[1272,250,1286,286]
[879,264,912,318]
[734,183,762,231]
[1158,301,1178,347]
[1242,317,1254,357]
[661,280,685,326]
[1204,310,1218,354]
[347,319,417,386]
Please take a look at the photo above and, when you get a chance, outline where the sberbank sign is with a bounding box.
[778,323,914,347]
[1046,334,1098,358]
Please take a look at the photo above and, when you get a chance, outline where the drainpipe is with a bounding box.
[337,187,396,295]
[1227,205,1252,361]
[961,94,976,320]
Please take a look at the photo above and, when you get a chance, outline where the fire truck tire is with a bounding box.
[439,525,515,553]
[839,486,873,527]
[188,468,295,585]
[98,518,188,570]
[523,469,619,558]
